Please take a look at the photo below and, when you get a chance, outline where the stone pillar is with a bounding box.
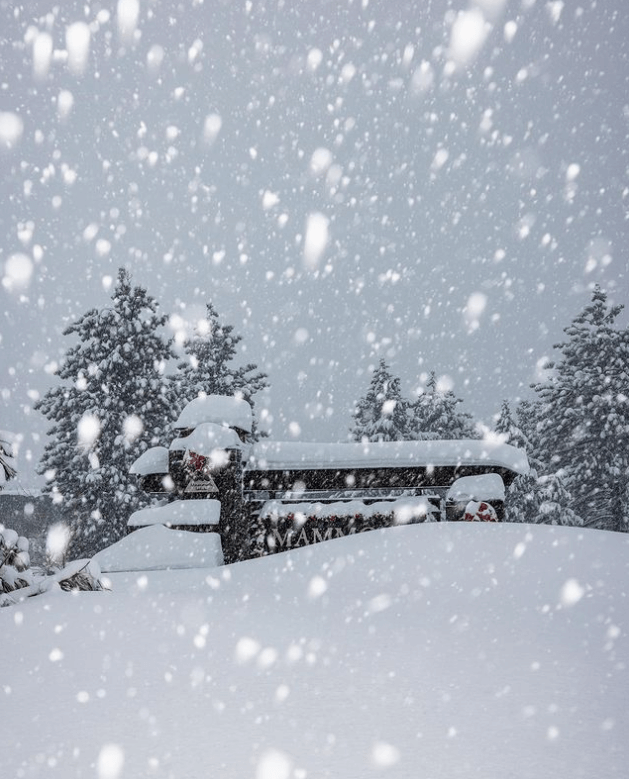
[215,449,246,564]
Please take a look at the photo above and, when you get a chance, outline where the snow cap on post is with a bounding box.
[174,395,253,434]
[129,446,169,476]
[176,422,242,455]
[447,473,505,503]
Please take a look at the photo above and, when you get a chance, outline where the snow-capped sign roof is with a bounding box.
[129,446,169,476]
[249,440,529,475]
[174,395,253,434]
[128,499,221,528]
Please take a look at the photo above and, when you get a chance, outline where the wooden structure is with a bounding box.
[130,397,530,563]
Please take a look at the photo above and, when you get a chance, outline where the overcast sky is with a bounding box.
[1,0,627,484]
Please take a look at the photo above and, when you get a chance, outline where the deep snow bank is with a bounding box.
[2,522,628,779]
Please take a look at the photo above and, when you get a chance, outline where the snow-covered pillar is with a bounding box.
[216,448,246,564]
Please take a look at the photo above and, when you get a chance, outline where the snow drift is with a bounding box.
[2,522,627,779]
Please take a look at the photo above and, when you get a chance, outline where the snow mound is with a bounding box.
[174,395,253,433]
[94,525,223,572]
[4,523,626,779]
[128,499,221,527]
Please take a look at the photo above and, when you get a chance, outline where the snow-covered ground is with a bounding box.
[3,522,628,778]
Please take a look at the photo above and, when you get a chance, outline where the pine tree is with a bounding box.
[350,359,408,442]
[408,372,478,440]
[494,399,581,526]
[536,471,582,527]
[35,269,175,557]
[494,400,540,523]
[514,399,544,459]
[506,471,544,524]
[170,303,268,439]
[533,286,629,531]
[0,433,17,486]
[495,400,528,451]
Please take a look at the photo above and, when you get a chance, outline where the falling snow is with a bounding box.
[0,0,626,476]
[0,1,627,772]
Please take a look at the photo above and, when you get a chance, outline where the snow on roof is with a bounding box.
[130,446,169,476]
[249,439,529,475]
[128,499,221,528]
[174,395,253,433]
[260,497,440,522]
[94,525,223,572]
[446,473,506,502]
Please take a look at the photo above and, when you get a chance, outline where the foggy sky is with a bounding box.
[1,0,627,484]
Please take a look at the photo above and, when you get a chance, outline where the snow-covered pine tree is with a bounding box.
[35,269,175,557]
[514,399,544,459]
[494,400,581,526]
[494,400,541,523]
[170,303,268,439]
[495,402,528,513]
[350,359,408,442]
[0,433,17,486]
[495,400,528,451]
[536,471,582,527]
[505,470,545,524]
[408,372,478,440]
[533,286,629,532]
